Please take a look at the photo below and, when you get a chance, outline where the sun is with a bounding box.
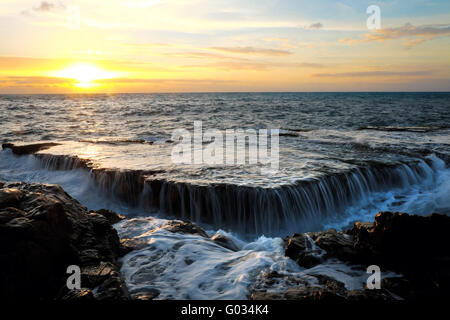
[54,63,118,88]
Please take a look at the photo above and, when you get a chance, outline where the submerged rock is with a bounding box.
[0,181,130,300]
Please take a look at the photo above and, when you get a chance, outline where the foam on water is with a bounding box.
[115,218,376,299]
[116,217,284,299]
[115,218,402,299]
[0,149,134,213]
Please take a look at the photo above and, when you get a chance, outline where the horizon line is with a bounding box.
[1,90,450,95]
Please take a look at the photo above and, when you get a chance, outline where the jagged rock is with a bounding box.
[130,288,160,300]
[61,289,95,300]
[285,233,309,258]
[0,188,23,207]
[352,212,450,267]
[2,142,60,155]
[120,238,148,251]
[211,234,241,251]
[346,289,394,301]
[285,229,358,268]
[0,181,130,300]
[312,229,356,262]
[91,209,125,225]
[251,286,347,301]
[381,277,413,299]
[161,220,208,238]
[284,211,450,299]
[284,233,323,268]
[314,274,348,297]
[251,272,396,301]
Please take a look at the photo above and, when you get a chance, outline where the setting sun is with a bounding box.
[53,63,118,88]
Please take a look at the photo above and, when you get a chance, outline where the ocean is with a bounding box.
[1,92,449,299]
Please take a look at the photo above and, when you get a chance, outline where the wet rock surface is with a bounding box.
[160,220,209,238]
[282,211,450,300]
[251,273,394,301]
[2,142,60,155]
[0,181,130,300]
[211,233,242,252]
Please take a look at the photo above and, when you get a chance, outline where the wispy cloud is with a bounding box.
[183,61,324,71]
[339,23,450,48]
[314,70,434,78]
[33,1,66,12]
[309,22,323,29]
[210,46,291,56]
[20,1,66,17]
[0,76,75,85]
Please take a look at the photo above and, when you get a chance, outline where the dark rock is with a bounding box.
[352,212,450,267]
[250,272,396,301]
[381,277,413,299]
[315,274,347,297]
[346,289,394,301]
[351,212,450,298]
[285,233,310,258]
[284,211,450,299]
[251,286,347,301]
[120,238,148,251]
[161,220,208,238]
[0,207,27,224]
[211,234,241,251]
[0,181,130,300]
[130,288,160,300]
[62,289,95,300]
[91,209,125,225]
[0,188,23,207]
[312,229,357,262]
[284,233,323,268]
[2,142,60,155]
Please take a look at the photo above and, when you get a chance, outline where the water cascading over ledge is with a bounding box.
[31,151,445,236]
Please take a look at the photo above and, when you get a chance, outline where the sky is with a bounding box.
[0,0,449,93]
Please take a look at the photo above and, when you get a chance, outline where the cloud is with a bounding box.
[163,51,244,61]
[313,70,434,78]
[210,46,291,56]
[33,1,66,12]
[94,78,236,85]
[0,76,75,86]
[183,61,324,71]
[339,23,450,48]
[309,22,323,29]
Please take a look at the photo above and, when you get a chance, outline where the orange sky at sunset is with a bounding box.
[1,0,449,93]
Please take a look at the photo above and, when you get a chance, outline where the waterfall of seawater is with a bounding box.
[18,151,445,236]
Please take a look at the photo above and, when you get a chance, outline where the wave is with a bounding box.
[357,125,450,133]
[79,138,153,145]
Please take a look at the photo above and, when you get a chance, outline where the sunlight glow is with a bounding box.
[54,63,118,88]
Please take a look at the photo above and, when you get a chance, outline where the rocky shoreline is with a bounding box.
[253,211,450,300]
[0,181,130,300]
[1,180,449,300]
